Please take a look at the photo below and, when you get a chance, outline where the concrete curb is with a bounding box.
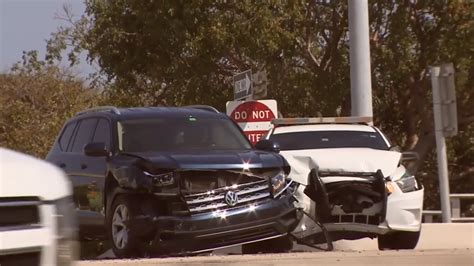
[333,223,474,250]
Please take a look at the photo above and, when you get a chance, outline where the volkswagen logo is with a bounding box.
[224,191,239,207]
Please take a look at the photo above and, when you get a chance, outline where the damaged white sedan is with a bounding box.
[260,117,424,250]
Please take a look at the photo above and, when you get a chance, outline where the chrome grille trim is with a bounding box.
[183,179,267,199]
[0,201,40,208]
[187,192,271,213]
[184,179,271,214]
[185,182,268,205]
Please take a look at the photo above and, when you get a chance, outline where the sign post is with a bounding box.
[233,70,253,100]
[252,70,268,100]
[226,100,278,145]
[430,63,458,223]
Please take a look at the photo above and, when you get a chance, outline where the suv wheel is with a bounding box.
[378,230,420,250]
[108,195,140,258]
[242,236,293,254]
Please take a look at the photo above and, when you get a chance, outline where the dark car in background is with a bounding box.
[46,106,298,257]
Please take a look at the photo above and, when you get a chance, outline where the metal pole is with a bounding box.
[348,0,373,118]
[430,66,452,223]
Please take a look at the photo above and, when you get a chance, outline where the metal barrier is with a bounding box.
[450,193,474,222]
[423,193,474,223]
[422,210,442,223]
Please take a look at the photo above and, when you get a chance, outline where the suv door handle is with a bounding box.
[81,164,88,169]
[58,163,66,168]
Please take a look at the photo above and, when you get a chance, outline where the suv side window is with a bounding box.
[59,121,77,151]
[92,119,111,149]
[71,118,98,153]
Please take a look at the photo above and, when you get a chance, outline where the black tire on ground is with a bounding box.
[242,236,293,254]
[107,194,141,258]
[377,230,421,250]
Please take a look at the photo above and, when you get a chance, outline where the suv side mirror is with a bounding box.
[84,142,109,157]
[255,139,280,153]
[401,151,419,162]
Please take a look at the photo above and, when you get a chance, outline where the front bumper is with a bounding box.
[129,195,299,254]
[0,202,76,266]
[385,183,424,232]
[292,181,424,239]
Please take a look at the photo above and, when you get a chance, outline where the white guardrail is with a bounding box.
[423,193,474,223]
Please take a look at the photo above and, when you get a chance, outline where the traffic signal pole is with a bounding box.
[348,0,373,119]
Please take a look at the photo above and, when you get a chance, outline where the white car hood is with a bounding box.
[0,148,72,201]
[280,148,401,185]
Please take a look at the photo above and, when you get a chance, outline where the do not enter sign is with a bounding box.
[231,101,276,122]
[226,100,278,145]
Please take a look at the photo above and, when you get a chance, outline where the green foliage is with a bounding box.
[0,51,98,158]
[367,1,474,208]
[48,1,352,115]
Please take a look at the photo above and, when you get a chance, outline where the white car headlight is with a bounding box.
[271,170,287,198]
[395,172,419,193]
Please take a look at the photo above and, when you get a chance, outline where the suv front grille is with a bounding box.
[0,197,40,228]
[184,179,271,214]
[181,170,264,194]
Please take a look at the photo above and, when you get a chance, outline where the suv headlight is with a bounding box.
[54,196,78,265]
[144,171,175,186]
[395,172,419,193]
[271,170,287,198]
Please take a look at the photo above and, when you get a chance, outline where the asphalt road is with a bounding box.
[78,249,473,266]
[79,223,474,265]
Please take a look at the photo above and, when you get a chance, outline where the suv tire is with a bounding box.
[107,195,141,258]
[242,236,293,254]
[377,230,420,250]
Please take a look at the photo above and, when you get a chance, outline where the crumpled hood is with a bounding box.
[123,150,285,170]
[280,148,401,185]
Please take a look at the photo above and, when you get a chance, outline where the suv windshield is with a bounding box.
[118,117,252,152]
[270,130,389,151]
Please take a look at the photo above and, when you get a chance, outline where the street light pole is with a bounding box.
[430,66,452,223]
[348,0,373,119]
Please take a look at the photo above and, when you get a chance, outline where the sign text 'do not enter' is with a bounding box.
[230,101,276,123]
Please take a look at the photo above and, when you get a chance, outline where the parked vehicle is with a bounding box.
[0,148,77,265]
[262,116,424,250]
[46,106,298,257]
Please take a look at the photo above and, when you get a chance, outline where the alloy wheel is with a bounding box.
[112,204,129,249]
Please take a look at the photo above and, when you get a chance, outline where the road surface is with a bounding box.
[78,249,473,266]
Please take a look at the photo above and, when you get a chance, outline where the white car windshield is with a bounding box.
[270,130,389,151]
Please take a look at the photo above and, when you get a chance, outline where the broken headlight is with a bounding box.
[271,170,287,198]
[144,171,175,186]
[395,172,418,193]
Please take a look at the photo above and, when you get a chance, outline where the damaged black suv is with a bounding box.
[46,106,298,257]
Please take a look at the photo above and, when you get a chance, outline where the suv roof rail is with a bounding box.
[76,106,121,116]
[184,105,220,113]
[272,116,373,125]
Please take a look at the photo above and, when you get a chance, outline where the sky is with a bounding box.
[0,0,92,76]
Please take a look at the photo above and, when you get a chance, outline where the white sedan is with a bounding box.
[262,117,424,250]
[0,148,77,264]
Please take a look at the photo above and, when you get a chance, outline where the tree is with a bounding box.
[0,51,97,158]
[49,1,351,115]
[48,0,473,211]
[368,1,474,209]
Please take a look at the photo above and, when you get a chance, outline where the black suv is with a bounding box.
[46,106,298,257]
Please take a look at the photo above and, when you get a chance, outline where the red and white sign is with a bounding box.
[226,100,278,145]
